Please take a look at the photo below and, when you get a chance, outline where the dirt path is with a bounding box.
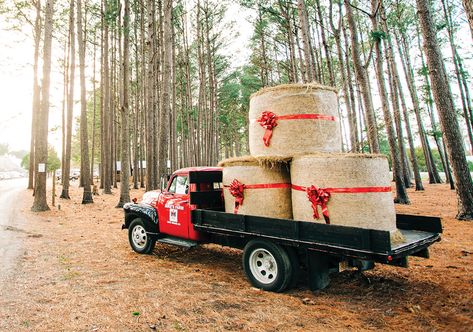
[0,178,29,281]
[0,182,472,331]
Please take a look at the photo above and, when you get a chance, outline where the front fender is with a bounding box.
[123,203,159,235]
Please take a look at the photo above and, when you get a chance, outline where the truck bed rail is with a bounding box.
[191,209,441,263]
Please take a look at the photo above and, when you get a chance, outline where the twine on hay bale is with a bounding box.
[249,83,341,158]
[290,153,405,244]
[220,156,292,219]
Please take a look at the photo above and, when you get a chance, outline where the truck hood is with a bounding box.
[141,190,161,206]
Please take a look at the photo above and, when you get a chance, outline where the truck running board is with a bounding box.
[157,237,198,248]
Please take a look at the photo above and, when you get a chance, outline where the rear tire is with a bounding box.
[128,218,156,254]
[243,240,293,292]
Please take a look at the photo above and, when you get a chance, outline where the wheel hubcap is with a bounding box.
[132,225,147,249]
[249,249,278,285]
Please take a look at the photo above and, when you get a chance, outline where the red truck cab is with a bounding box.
[123,167,223,253]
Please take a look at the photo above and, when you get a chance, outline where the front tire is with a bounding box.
[243,240,293,292]
[128,218,156,254]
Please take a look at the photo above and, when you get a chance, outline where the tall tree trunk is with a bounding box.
[91,30,97,185]
[145,0,156,190]
[77,0,93,204]
[32,0,54,212]
[28,0,41,190]
[342,20,360,152]
[371,0,409,204]
[391,42,424,191]
[102,0,112,194]
[344,0,380,153]
[158,0,172,177]
[117,0,131,208]
[380,12,411,188]
[60,0,75,200]
[416,26,449,183]
[417,0,473,219]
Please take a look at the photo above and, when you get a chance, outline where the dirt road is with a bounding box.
[0,178,28,281]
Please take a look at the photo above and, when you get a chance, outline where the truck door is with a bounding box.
[157,174,191,239]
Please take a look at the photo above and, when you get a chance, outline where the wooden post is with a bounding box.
[52,170,56,207]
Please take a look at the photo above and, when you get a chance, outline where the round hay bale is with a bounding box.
[291,153,404,243]
[249,83,341,157]
[221,156,292,219]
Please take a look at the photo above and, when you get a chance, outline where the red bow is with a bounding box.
[229,179,245,214]
[306,185,331,224]
[257,111,278,147]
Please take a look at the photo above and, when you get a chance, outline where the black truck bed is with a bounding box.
[191,209,442,264]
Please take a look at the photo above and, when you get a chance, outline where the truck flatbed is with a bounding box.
[191,209,441,265]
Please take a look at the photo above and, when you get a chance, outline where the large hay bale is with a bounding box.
[249,83,341,157]
[219,156,292,219]
[291,153,404,243]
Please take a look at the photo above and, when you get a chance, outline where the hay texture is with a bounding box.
[291,153,404,243]
[249,84,341,157]
[221,156,292,219]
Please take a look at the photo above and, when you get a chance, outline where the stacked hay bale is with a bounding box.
[249,84,341,157]
[219,83,404,244]
[219,157,292,219]
[291,153,403,243]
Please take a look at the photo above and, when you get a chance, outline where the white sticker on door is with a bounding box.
[169,208,178,224]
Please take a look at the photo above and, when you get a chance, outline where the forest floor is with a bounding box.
[0,180,472,331]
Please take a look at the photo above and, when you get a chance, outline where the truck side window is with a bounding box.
[175,176,188,195]
[168,175,188,195]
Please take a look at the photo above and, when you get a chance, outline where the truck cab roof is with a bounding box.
[173,166,222,175]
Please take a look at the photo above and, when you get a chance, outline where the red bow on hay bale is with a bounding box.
[292,184,392,225]
[256,110,337,147]
[306,185,331,224]
[257,111,278,147]
[229,179,245,214]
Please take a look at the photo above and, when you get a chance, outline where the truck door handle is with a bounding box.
[182,200,189,204]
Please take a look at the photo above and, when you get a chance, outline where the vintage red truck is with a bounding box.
[122,167,442,292]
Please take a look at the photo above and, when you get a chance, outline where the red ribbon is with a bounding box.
[292,184,391,224]
[256,111,337,147]
[228,179,245,214]
[257,111,278,147]
[306,185,331,224]
[226,179,291,214]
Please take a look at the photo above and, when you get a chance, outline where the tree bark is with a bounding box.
[158,0,172,177]
[77,0,93,204]
[102,0,112,194]
[32,0,54,212]
[28,0,41,190]
[417,0,473,219]
[60,0,75,200]
[117,0,131,208]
